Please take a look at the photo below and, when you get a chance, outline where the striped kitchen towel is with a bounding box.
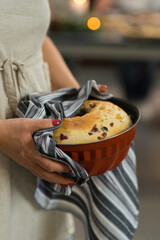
[16,80,139,240]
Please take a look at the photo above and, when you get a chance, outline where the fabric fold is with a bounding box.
[16,80,113,193]
[16,80,139,240]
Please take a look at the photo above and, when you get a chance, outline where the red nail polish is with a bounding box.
[52,119,61,126]
[69,183,75,186]
[60,184,67,188]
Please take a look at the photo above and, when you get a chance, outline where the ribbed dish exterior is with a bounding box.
[57,124,137,176]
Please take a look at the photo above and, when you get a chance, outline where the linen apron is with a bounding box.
[0,1,75,239]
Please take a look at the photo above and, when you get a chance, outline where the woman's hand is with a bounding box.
[0,84,107,185]
[0,118,74,185]
[98,84,108,93]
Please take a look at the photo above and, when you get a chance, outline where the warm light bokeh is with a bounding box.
[73,0,87,5]
[70,0,89,15]
[87,17,101,30]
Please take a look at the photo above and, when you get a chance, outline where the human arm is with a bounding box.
[42,36,80,91]
[0,118,74,185]
[0,36,107,186]
[42,36,108,94]
[0,36,77,184]
[0,38,79,182]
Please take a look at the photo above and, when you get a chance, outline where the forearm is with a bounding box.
[0,119,4,151]
[42,36,80,91]
[0,119,7,152]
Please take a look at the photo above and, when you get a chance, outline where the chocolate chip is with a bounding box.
[60,134,68,140]
[91,124,99,132]
[110,123,114,127]
[88,132,93,135]
[102,132,107,137]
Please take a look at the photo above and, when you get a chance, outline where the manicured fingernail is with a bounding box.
[52,119,61,126]
[100,85,107,89]
[69,183,75,186]
[60,184,67,188]
[69,170,72,173]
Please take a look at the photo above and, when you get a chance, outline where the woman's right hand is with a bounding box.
[0,118,74,185]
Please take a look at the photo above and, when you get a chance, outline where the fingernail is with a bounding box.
[100,85,107,89]
[60,184,67,188]
[69,170,72,174]
[52,119,61,126]
[68,183,75,186]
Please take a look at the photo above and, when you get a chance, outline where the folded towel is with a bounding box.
[16,80,139,240]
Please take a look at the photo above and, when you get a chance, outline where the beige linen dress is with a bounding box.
[0,1,75,239]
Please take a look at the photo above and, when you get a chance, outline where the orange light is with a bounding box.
[87,17,101,31]
[73,0,87,5]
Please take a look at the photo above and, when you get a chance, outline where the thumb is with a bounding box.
[30,119,61,132]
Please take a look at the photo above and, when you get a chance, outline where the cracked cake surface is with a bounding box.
[53,100,132,144]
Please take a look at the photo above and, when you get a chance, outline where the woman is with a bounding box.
[0,1,107,239]
[0,1,76,239]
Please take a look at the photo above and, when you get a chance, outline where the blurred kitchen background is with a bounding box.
[49,1,160,239]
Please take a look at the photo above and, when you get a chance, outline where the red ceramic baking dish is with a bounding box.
[57,97,141,176]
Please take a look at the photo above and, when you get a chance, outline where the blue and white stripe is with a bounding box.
[16,80,139,240]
